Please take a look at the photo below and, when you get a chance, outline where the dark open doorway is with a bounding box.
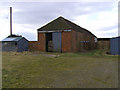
[45,32,62,52]
[45,33,53,52]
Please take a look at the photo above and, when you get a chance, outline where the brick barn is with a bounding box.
[29,16,97,52]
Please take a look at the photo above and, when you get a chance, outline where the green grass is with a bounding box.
[2,50,118,88]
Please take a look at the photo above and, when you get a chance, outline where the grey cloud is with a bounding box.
[7,2,114,26]
[17,31,37,41]
[103,32,118,38]
[98,25,118,31]
[0,2,117,40]
[97,32,118,38]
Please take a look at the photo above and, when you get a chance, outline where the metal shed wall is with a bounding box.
[2,42,17,52]
[110,37,120,55]
[17,38,28,52]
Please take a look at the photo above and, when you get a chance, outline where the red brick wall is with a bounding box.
[62,30,84,52]
[71,30,78,52]
[38,33,46,51]
[61,30,96,52]
[79,32,97,51]
[29,33,46,52]
[29,30,96,52]
[29,41,39,51]
[70,30,97,52]
[62,31,72,52]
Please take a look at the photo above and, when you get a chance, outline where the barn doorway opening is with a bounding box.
[46,33,53,52]
[45,32,62,52]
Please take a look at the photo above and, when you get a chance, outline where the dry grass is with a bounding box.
[2,50,118,88]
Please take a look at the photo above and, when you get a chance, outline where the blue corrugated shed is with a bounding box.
[2,37,29,52]
[110,36,120,55]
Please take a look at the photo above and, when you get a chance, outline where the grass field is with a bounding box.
[2,49,118,88]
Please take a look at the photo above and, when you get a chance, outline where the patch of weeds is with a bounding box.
[92,77,108,84]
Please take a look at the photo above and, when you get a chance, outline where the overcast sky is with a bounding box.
[0,0,118,41]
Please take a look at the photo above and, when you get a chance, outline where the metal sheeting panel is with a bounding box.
[110,37,120,55]
[52,32,61,52]
[2,38,16,41]
[17,38,28,52]
[2,42,17,52]
[2,37,23,42]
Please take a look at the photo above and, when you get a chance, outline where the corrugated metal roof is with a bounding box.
[2,37,23,42]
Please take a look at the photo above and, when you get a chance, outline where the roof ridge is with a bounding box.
[59,16,72,28]
[37,16,72,31]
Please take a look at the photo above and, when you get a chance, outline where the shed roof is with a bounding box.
[37,16,96,37]
[111,36,120,39]
[98,38,110,41]
[2,37,23,42]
